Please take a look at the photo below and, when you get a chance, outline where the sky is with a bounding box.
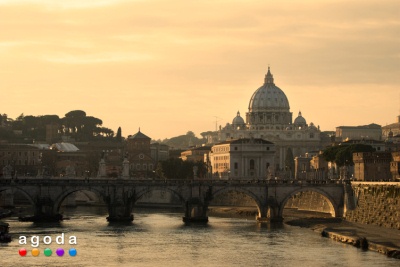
[1,0,399,140]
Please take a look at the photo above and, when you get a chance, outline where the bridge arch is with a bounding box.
[0,187,36,206]
[210,187,264,216]
[53,187,106,213]
[134,186,186,206]
[279,187,339,218]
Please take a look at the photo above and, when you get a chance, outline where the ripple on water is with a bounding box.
[1,209,399,267]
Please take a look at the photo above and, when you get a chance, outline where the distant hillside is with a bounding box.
[155,131,206,150]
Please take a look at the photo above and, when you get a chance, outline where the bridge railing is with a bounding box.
[0,176,345,186]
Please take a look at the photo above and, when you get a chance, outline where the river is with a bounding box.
[1,206,398,267]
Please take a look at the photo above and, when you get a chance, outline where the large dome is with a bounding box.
[248,68,290,112]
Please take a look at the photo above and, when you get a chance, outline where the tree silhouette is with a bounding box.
[61,110,103,141]
[116,127,122,142]
[285,147,295,178]
[322,144,375,166]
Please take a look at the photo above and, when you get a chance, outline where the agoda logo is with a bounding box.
[18,233,77,257]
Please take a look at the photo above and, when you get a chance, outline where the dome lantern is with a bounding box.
[264,66,274,85]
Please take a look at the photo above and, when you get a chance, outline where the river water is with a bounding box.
[1,207,398,267]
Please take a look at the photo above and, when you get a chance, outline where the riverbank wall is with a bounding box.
[345,182,400,230]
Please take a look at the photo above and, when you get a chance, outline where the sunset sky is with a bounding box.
[1,0,399,140]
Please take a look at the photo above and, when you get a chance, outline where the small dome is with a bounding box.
[309,122,318,130]
[232,111,245,126]
[294,111,307,125]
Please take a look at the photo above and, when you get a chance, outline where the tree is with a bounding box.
[322,144,375,166]
[322,145,344,162]
[162,131,204,149]
[285,148,295,178]
[16,113,24,121]
[61,111,103,141]
[186,131,195,138]
[64,110,86,134]
[161,158,194,179]
[116,127,122,142]
[96,127,114,138]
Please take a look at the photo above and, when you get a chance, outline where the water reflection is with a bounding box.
[1,207,399,267]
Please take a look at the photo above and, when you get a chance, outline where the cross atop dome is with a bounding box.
[264,66,274,85]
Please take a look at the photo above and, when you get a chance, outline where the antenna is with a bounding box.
[213,116,222,131]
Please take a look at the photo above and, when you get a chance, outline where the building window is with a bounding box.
[302,163,306,171]
[136,164,141,170]
[234,162,238,169]
[309,133,314,138]
[267,147,269,150]
[250,159,255,170]
[149,164,153,170]
[143,164,147,170]
[235,147,238,151]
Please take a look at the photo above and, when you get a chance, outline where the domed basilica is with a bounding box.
[206,67,326,170]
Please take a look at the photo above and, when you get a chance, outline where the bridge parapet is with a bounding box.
[0,177,346,186]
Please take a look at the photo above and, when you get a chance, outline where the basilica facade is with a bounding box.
[205,68,327,171]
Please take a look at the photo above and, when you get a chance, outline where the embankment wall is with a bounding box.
[345,182,400,230]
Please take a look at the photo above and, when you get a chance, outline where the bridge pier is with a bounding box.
[105,189,135,222]
[18,197,63,222]
[183,198,208,223]
[256,199,283,223]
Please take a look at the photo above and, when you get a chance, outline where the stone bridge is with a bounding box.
[0,177,349,223]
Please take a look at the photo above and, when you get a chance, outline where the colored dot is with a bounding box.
[69,248,77,257]
[31,248,40,257]
[19,248,27,257]
[56,248,64,257]
[44,248,52,257]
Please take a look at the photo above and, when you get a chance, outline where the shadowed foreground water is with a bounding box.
[1,207,399,267]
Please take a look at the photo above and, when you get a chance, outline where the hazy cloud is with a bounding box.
[0,0,399,138]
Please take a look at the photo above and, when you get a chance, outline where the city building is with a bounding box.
[335,124,382,142]
[0,144,45,177]
[382,115,400,139]
[204,68,327,170]
[48,142,88,177]
[382,115,400,152]
[390,152,400,181]
[294,152,328,180]
[150,143,170,162]
[341,139,386,152]
[126,129,155,177]
[180,145,212,162]
[353,152,392,181]
[208,138,275,179]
